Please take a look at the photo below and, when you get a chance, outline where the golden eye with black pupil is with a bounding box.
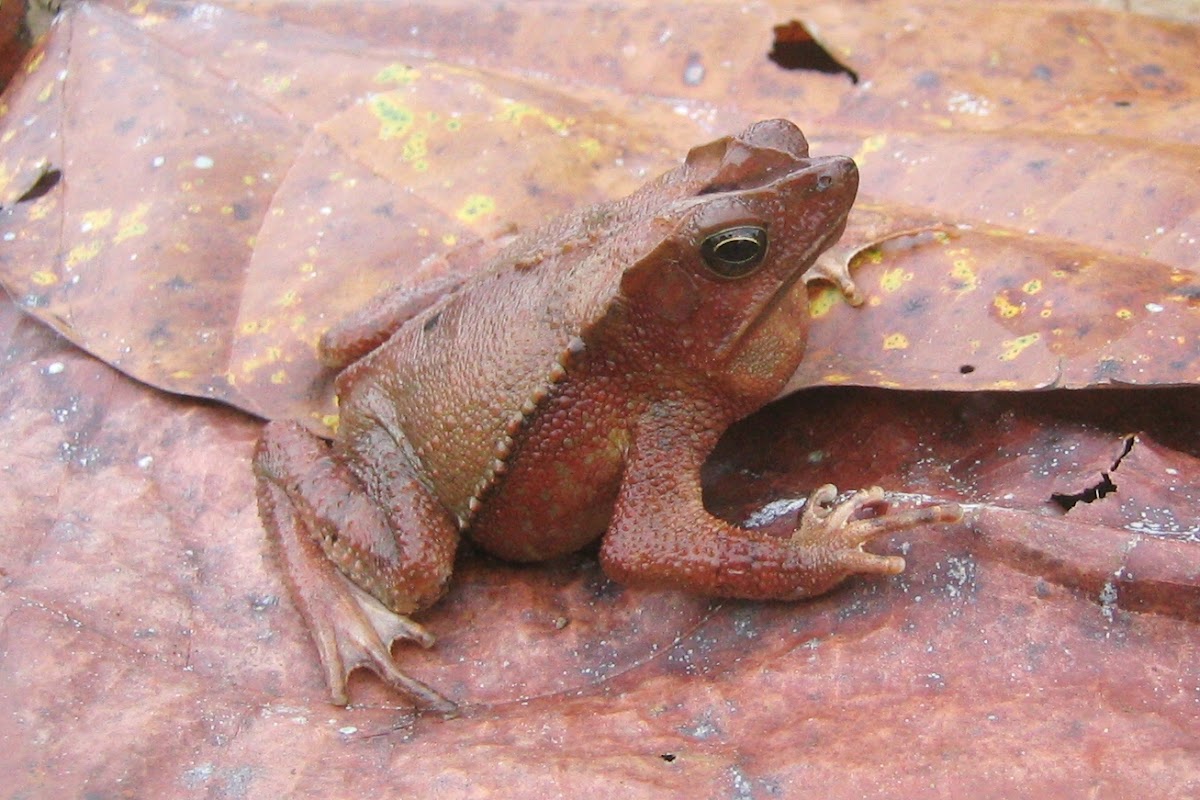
[700,225,768,278]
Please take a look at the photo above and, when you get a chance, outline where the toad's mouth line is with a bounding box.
[713,206,853,362]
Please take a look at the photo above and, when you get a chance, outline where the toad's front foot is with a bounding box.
[784,484,963,598]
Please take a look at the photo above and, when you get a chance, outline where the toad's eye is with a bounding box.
[699,225,768,278]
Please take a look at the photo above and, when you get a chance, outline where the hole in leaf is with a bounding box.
[1051,435,1135,511]
[16,167,62,203]
[1052,473,1117,511]
[769,21,859,84]
[959,364,976,375]
[660,753,677,763]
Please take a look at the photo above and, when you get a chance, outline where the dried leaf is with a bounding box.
[1,1,1198,796]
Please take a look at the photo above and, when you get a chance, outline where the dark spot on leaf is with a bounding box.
[1173,284,1200,302]
[165,275,192,291]
[912,70,940,89]
[584,569,623,601]
[423,311,442,332]
[248,594,278,612]
[959,364,976,375]
[114,116,137,135]
[147,321,172,345]
[768,20,858,84]
[902,294,931,315]
[660,753,677,763]
[1026,159,1051,173]
[1114,99,1133,108]
[371,202,396,218]
[1135,63,1164,76]
[15,168,61,203]
[1031,64,1053,81]
[232,202,252,221]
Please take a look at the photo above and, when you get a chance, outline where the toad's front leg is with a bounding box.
[253,420,460,713]
[599,408,963,601]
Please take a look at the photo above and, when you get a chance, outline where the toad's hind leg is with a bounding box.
[253,421,459,713]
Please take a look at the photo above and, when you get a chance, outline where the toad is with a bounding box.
[254,119,963,713]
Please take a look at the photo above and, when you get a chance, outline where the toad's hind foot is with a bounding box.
[255,451,457,715]
[311,580,458,715]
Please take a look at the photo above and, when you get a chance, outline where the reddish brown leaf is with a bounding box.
[1,1,1198,796]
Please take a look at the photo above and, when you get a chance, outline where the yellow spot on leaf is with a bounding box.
[31,270,58,286]
[82,208,113,232]
[271,370,287,385]
[446,118,463,132]
[262,74,293,93]
[375,64,421,85]
[240,320,262,335]
[321,413,340,433]
[170,369,194,380]
[823,373,852,384]
[498,100,569,134]
[25,52,44,74]
[993,292,1023,319]
[853,134,886,165]
[579,137,603,159]
[238,346,284,377]
[807,285,843,318]
[456,194,496,223]
[1022,279,1042,294]
[999,333,1040,361]
[114,203,151,243]
[1116,308,1133,320]
[370,95,414,140]
[29,200,54,221]
[37,82,54,103]
[403,132,428,162]
[278,290,300,308]
[880,267,912,293]
[66,240,103,267]
[949,250,978,293]
[883,333,909,350]
[442,233,458,247]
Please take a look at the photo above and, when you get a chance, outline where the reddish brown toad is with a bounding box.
[253,119,962,713]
